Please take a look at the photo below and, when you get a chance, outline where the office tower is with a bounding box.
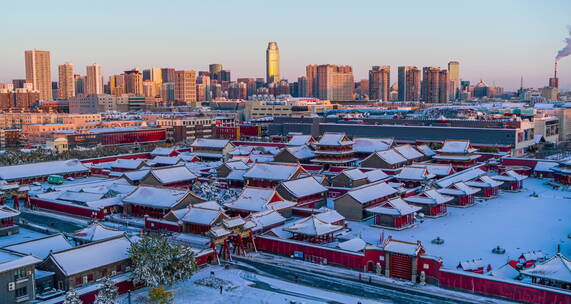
[422,67,442,103]
[448,61,460,100]
[109,74,125,96]
[316,65,354,101]
[142,68,162,84]
[74,75,86,95]
[266,42,280,83]
[358,79,369,98]
[12,79,26,89]
[369,66,391,101]
[58,62,75,99]
[51,81,59,100]
[438,70,449,103]
[398,66,422,101]
[160,82,175,104]
[25,49,52,101]
[220,70,231,82]
[161,68,175,83]
[174,70,197,103]
[306,65,318,97]
[124,69,143,95]
[297,76,308,97]
[86,64,103,95]
[209,64,223,81]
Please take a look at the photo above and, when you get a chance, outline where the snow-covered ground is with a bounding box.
[119,266,383,304]
[346,178,571,269]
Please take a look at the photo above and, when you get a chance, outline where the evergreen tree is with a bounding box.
[93,277,119,304]
[148,286,174,304]
[129,234,197,287]
[63,288,83,304]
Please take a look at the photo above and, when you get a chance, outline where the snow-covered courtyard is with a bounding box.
[119,266,384,304]
[346,178,571,269]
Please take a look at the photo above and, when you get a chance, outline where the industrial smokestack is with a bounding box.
[555,26,571,61]
[554,61,558,78]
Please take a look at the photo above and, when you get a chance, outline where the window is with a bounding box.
[15,286,27,298]
[14,269,26,280]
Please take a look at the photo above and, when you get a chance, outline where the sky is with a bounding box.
[1,0,570,91]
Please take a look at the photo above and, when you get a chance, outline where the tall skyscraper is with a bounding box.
[174,70,197,104]
[422,67,442,103]
[25,49,52,101]
[266,42,280,83]
[397,66,421,101]
[438,70,449,103]
[58,62,75,99]
[369,66,391,101]
[316,65,354,101]
[306,65,318,97]
[86,64,103,95]
[124,69,143,95]
[220,70,231,82]
[161,68,175,83]
[209,64,223,81]
[74,74,85,95]
[447,61,460,100]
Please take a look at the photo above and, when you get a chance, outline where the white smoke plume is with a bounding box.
[556,26,571,61]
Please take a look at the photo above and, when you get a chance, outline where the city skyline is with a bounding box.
[1,1,570,90]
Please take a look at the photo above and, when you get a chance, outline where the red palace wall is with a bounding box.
[80,153,151,165]
[101,129,166,146]
[30,198,105,219]
[439,269,571,304]
[145,217,181,232]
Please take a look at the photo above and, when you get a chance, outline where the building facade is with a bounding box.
[266,42,280,83]
[25,49,52,101]
[58,62,75,99]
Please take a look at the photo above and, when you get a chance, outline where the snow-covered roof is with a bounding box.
[284,145,315,160]
[492,170,527,182]
[226,169,247,181]
[246,210,286,231]
[223,160,250,171]
[353,137,393,153]
[0,250,41,273]
[383,239,422,256]
[191,138,230,149]
[0,205,20,220]
[0,159,88,181]
[284,215,343,236]
[534,161,558,172]
[364,169,389,183]
[404,189,453,205]
[123,186,189,209]
[279,176,327,198]
[122,169,151,182]
[85,196,124,209]
[437,182,480,196]
[47,236,131,276]
[249,154,275,163]
[521,253,571,283]
[110,158,145,170]
[373,149,407,165]
[432,154,481,161]
[314,209,345,224]
[366,197,421,216]
[147,156,182,166]
[466,175,503,188]
[225,187,295,213]
[169,206,224,225]
[244,163,304,181]
[395,167,435,181]
[287,135,315,146]
[208,226,231,238]
[3,234,72,259]
[394,145,424,160]
[223,216,246,229]
[338,238,367,252]
[410,164,454,177]
[416,144,436,157]
[459,259,484,270]
[194,200,223,211]
[316,132,353,146]
[72,222,125,242]
[344,182,398,204]
[435,168,486,188]
[57,191,105,203]
[229,146,254,156]
[437,140,477,154]
[151,147,175,156]
[148,166,197,184]
[490,262,520,280]
[521,250,545,261]
[339,168,368,181]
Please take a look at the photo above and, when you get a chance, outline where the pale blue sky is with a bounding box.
[1,0,570,90]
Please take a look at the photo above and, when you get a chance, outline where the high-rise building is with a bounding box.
[316,65,354,101]
[124,69,143,95]
[438,70,449,103]
[160,82,175,104]
[297,76,308,97]
[448,61,460,100]
[369,66,391,101]
[422,67,442,103]
[25,49,52,101]
[305,65,318,98]
[209,64,223,81]
[266,42,280,83]
[220,70,231,82]
[161,68,175,83]
[86,64,103,95]
[74,75,86,95]
[174,70,197,104]
[58,62,75,99]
